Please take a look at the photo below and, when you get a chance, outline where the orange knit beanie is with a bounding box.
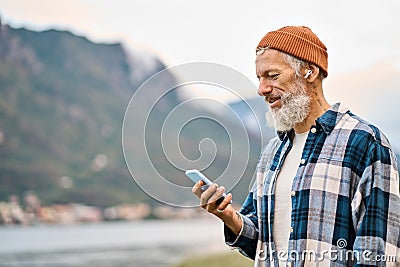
[257,26,328,77]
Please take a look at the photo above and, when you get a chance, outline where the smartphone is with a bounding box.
[185,169,227,204]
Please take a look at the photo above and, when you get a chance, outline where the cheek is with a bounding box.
[281,77,302,93]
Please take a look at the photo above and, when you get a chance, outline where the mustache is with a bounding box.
[264,92,290,103]
[264,84,307,104]
[263,78,307,104]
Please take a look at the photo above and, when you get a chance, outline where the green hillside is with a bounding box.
[0,23,172,207]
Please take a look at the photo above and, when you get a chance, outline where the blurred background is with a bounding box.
[0,0,399,266]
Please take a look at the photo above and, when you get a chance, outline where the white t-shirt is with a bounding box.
[273,131,308,266]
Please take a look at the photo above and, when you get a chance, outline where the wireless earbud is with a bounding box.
[304,70,312,79]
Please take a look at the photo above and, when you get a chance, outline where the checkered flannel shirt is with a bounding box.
[225,103,400,266]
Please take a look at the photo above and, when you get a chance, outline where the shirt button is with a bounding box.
[300,158,305,165]
[311,127,317,133]
[290,227,294,233]
[291,191,296,196]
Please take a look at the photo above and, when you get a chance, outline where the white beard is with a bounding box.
[265,81,310,132]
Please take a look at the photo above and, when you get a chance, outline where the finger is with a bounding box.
[200,183,218,206]
[207,186,226,205]
[216,193,233,212]
[192,180,205,198]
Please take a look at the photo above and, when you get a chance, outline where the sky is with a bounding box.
[1,0,399,149]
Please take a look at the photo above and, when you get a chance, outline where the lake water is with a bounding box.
[0,218,228,267]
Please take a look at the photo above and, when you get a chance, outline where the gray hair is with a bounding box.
[282,53,306,77]
[282,52,325,80]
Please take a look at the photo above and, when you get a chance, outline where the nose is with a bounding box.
[257,78,273,96]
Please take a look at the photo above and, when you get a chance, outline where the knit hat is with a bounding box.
[256,26,328,77]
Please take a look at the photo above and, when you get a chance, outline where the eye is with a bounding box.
[269,73,279,80]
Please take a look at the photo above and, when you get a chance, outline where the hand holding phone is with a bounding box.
[185,169,228,204]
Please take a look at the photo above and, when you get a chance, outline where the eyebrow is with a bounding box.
[256,68,281,78]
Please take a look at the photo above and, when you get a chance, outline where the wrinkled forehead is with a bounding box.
[255,49,296,77]
[255,48,287,67]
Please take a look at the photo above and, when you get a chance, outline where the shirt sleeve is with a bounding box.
[351,140,400,266]
[224,191,259,260]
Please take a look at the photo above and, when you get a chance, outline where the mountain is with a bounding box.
[0,23,263,208]
[228,96,275,146]
[0,23,176,207]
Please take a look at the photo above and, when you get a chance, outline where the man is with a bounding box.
[193,26,400,266]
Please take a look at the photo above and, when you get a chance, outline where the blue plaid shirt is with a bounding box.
[225,103,400,266]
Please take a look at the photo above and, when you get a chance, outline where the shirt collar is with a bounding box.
[277,129,293,141]
[276,103,349,140]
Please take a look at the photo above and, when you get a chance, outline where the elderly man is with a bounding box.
[193,26,400,266]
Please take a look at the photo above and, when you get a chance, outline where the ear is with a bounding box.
[304,64,320,82]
